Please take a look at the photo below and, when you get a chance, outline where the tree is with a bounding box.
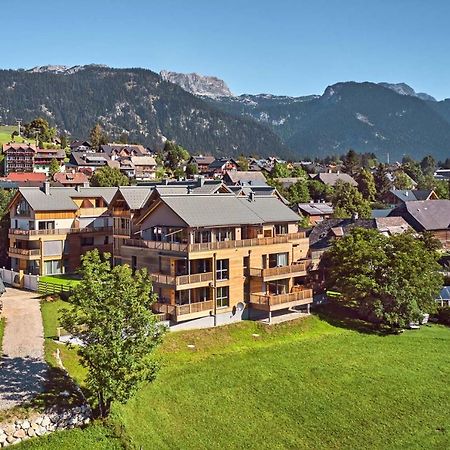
[324,228,442,330]
[90,166,129,187]
[270,161,290,178]
[332,180,371,218]
[356,168,376,202]
[342,149,361,176]
[307,180,334,202]
[60,134,69,149]
[164,141,190,172]
[23,117,56,144]
[393,170,413,190]
[185,163,198,178]
[373,164,392,202]
[420,155,436,177]
[237,155,249,171]
[90,124,108,149]
[48,158,61,178]
[61,250,164,416]
[434,180,450,199]
[0,188,14,219]
[287,180,310,205]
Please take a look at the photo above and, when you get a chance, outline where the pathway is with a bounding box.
[0,287,47,410]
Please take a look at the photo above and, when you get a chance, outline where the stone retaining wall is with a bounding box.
[0,405,91,447]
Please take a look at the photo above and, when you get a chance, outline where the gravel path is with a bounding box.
[0,288,47,410]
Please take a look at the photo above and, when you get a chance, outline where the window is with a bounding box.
[216,259,229,280]
[44,260,62,275]
[216,228,234,242]
[243,256,249,277]
[194,230,211,244]
[275,224,288,235]
[216,286,229,308]
[199,287,209,302]
[38,221,55,230]
[268,252,288,268]
[81,237,94,246]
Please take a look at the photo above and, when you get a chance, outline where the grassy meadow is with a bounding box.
[16,302,450,449]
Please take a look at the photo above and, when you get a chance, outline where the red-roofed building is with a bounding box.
[6,173,47,183]
[53,172,89,187]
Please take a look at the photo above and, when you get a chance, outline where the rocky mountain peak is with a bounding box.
[160,70,233,98]
[378,82,436,102]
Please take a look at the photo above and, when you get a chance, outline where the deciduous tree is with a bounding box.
[90,166,129,187]
[61,250,164,416]
[324,228,442,330]
[356,168,376,202]
[332,180,371,218]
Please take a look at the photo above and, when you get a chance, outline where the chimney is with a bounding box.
[249,191,255,202]
[351,212,359,222]
[337,170,340,175]
[76,185,82,192]
[187,185,192,194]
[43,181,50,195]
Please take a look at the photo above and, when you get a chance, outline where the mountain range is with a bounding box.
[0,65,449,161]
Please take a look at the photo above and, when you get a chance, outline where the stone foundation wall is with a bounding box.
[0,405,91,447]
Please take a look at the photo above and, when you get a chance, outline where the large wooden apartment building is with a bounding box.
[8,184,116,275]
[111,188,312,329]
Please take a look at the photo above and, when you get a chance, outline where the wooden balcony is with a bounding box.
[152,272,214,290]
[113,227,130,237]
[249,261,308,281]
[8,247,41,259]
[249,288,313,311]
[9,226,112,238]
[153,300,214,322]
[123,232,306,254]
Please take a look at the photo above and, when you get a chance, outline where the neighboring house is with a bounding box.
[389,199,450,250]
[112,190,311,329]
[308,217,411,288]
[101,144,150,158]
[208,158,239,177]
[8,184,116,275]
[385,189,438,205]
[68,152,113,172]
[3,143,36,175]
[6,173,47,184]
[33,148,65,174]
[2,143,65,175]
[223,170,268,186]
[310,172,358,187]
[274,177,305,190]
[131,156,157,181]
[187,155,216,174]
[294,203,334,225]
[53,172,89,187]
[70,140,92,152]
[434,168,450,180]
[436,286,450,307]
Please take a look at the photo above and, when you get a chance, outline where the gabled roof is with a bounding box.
[2,143,37,152]
[117,186,153,210]
[297,203,334,216]
[208,158,238,170]
[14,186,118,211]
[314,172,358,187]
[223,170,268,186]
[53,172,89,185]
[147,194,299,228]
[389,189,436,202]
[130,156,157,166]
[189,155,215,165]
[7,173,46,182]
[390,200,450,231]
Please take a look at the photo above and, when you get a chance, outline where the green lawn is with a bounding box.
[21,307,450,450]
[0,125,29,145]
[40,274,81,288]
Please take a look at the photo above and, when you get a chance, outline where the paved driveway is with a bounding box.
[0,288,47,410]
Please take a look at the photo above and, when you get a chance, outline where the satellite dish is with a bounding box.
[235,302,245,312]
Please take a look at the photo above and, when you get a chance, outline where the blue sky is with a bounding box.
[3,0,450,99]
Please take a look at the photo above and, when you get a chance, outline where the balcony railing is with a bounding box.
[124,232,306,253]
[9,226,112,237]
[153,300,214,318]
[249,288,313,307]
[152,272,214,287]
[113,227,130,237]
[249,261,308,279]
[8,247,40,257]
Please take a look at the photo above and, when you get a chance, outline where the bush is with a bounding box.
[436,306,450,325]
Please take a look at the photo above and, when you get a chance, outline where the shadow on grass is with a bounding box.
[313,302,392,335]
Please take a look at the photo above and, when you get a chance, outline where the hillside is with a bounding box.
[0,66,288,158]
[211,82,450,161]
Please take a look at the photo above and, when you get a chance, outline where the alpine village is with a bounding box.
[0,65,450,450]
